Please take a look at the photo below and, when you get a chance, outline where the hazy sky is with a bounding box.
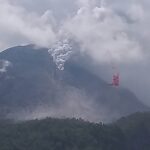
[1,0,150,105]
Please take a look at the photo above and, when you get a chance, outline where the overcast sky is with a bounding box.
[1,0,150,105]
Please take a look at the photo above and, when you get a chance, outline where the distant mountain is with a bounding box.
[0,112,150,150]
[0,45,148,122]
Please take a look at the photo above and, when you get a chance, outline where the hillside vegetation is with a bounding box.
[0,112,150,150]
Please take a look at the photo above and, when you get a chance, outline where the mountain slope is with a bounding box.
[0,45,148,122]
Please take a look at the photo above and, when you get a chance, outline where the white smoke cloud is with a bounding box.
[63,0,144,64]
[0,0,57,50]
[0,60,11,73]
[48,39,72,70]
[0,0,146,64]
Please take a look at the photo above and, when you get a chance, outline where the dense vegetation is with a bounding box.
[0,112,150,150]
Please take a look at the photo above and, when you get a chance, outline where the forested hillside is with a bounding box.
[0,112,150,150]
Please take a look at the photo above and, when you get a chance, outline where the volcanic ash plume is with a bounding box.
[48,39,72,70]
